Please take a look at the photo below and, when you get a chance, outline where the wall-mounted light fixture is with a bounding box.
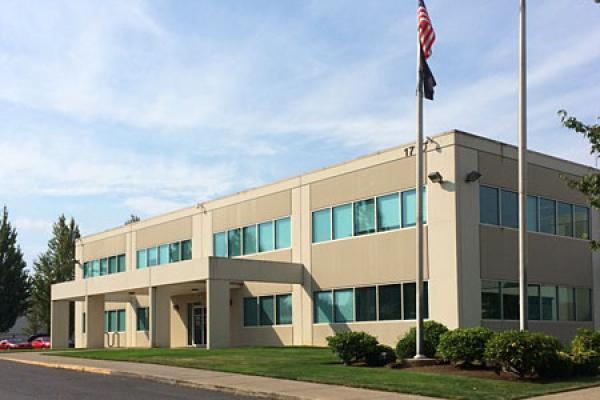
[465,171,482,183]
[191,288,199,292]
[428,171,444,184]
[173,304,180,311]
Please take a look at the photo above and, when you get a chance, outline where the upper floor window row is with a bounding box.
[83,254,126,279]
[480,186,590,240]
[213,217,291,258]
[136,239,192,269]
[312,187,427,244]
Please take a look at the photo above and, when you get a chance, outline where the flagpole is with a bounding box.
[415,19,425,359]
[518,0,528,331]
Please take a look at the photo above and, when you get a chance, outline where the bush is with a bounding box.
[570,350,600,376]
[396,321,449,359]
[484,331,563,378]
[326,331,379,365]
[571,329,600,354]
[365,344,397,367]
[438,327,494,367]
[539,351,574,379]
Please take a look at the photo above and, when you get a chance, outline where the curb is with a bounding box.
[4,358,112,376]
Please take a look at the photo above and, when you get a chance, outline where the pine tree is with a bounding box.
[0,206,31,333]
[26,215,80,335]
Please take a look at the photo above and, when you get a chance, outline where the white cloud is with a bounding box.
[124,196,189,216]
[14,218,52,235]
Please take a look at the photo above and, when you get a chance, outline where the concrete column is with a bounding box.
[126,296,136,347]
[207,279,230,349]
[299,185,313,345]
[74,301,85,348]
[149,287,156,347]
[50,300,70,349]
[149,286,172,347]
[86,295,105,348]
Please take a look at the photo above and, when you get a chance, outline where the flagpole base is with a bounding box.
[404,357,438,368]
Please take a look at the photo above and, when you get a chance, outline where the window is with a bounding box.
[227,229,241,257]
[334,289,354,322]
[332,204,352,240]
[169,242,181,263]
[378,284,401,320]
[243,225,257,255]
[557,202,573,237]
[480,186,499,225]
[576,288,592,322]
[276,294,292,325]
[159,244,169,265]
[402,189,417,227]
[403,282,416,320]
[137,308,149,331]
[355,286,376,321]
[527,195,539,232]
[354,199,375,236]
[83,262,89,279]
[108,256,117,274]
[181,240,192,260]
[243,297,258,326]
[528,284,541,320]
[147,247,158,267]
[92,260,100,277]
[82,312,86,333]
[481,281,501,319]
[258,221,274,251]
[214,232,227,257]
[104,311,109,332]
[539,198,556,234]
[109,310,117,332]
[275,217,291,249]
[501,190,518,228]
[117,309,126,332]
[314,291,333,323]
[377,193,400,232]
[558,287,575,321]
[117,254,126,272]
[100,258,108,276]
[574,206,590,240]
[259,296,274,325]
[312,209,331,243]
[502,282,519,320]
[541,286,557,321]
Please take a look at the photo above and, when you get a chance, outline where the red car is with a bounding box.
[0,338,32,350]
[30,336,51,349]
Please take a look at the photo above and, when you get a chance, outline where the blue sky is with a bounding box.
[0,0,598,267]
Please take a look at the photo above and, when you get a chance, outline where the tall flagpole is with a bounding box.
[415,17,425,359]
[518,0,528,331]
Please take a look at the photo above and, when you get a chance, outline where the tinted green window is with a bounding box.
[528,284,541,320]
[137,250,147,269]
[557,202,573,237]
[377,193,400,232]
[312,209,331,243]
[576,288,592,322]
[355,286,376,321]
[480,186,499,225]
[334,289,354,323]
[108,256,117,274]
[104,311,109,332]
[92,259,100,276]
[117,309,126,332]
[424,281,429,319]
[243,297,258,326]
[213,232,227,257]
[403,282,416,320]
[228,229,241,257]
[147,247,158,267]
[82,312,86,333]
[110,310,118,332]
[137,307,148,331]
[258,221,274,251]
[402,189,426,227]
[83,262,89,279]
[379,284,401,320]
[275,217,291,249]
[100,258,108,276]
[158,244,169,265]
[276,294,292,325]
[558,287,575,321]
[169,242,181,263]
[117,254,126,272]
[332,204,352,240]
[539,198,556,234]
[181,240,192,260]
[541,286,557,321]
[243,225,257,255]
[501,190,518,228]
[259,296,274,325]
[481,280,501,319]
[574,206,590,240]
[502,282,519,320]
[354,199,375,236]
[527,195,539,232]
[314,291,333,323]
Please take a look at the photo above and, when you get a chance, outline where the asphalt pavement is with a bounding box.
[0,360,256,400]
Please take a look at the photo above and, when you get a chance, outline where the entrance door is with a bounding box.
[192,305,207,347]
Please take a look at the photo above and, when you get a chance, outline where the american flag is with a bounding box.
[417,0,435,59]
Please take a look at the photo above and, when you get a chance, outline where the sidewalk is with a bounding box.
[0,351,433,400]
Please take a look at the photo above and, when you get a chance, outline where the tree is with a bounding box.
[0,206,31,333]
[124,214,141,225]
[26,215,80,335]
[559,110,600,248]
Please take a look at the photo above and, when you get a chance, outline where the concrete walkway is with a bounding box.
[0,351,432,400]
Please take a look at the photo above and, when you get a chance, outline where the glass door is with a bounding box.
[192,305,207,347]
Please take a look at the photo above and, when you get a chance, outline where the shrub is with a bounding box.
[571,329,600,354]
[570,351,600,376]
[365,344,397,367]
[539,351,574,379]
[484,331,563,378]
[326,331,379,365]
[396,321,449,359]
[437,327,494,367]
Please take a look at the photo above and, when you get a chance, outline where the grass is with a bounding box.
[53,347,600,400]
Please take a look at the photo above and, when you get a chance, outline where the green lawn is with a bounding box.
[53,347,600,400]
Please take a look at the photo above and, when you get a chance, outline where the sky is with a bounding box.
[0,0,598,268]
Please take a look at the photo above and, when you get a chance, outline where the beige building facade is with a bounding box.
[51,130,600,349]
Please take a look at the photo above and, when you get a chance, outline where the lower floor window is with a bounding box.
[104,309,126,332]
[243,293,292,327]
[137,307,149,331]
